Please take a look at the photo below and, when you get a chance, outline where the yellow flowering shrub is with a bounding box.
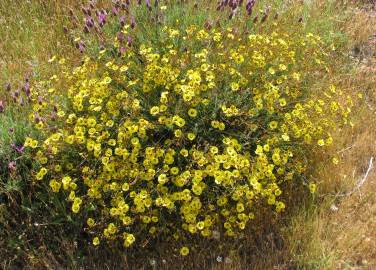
[24,22,354,251]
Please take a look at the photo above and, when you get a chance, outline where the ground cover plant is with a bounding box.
[1,0,375,269]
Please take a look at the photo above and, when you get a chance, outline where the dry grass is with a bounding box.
[278,9,376,268]
[0,0,78,94]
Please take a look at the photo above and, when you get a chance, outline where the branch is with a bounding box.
[338,156,374,197]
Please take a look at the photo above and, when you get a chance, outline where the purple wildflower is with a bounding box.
[130,16,136,29]
[146,0,152,11]
[127,36,133,47]
[11,143,24,154]
[86,17,94,28]
[117,31,124,43]
[120,15,126,26]
[120,47,127,55]
[19,96,25,106]
[261,6,270,23]
[0,100,4,113]
[112,6,119,16]
[97,10,107,27]
[246,0,256,16]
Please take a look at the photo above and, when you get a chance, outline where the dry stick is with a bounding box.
[337,145,353,155]
[338,156,374,197]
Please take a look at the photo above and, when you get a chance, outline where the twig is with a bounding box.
[338,156,374,197]
[337,145,353,155]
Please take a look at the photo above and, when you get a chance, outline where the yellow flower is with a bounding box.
[187,133,196,141]
[282,134,290,141]
[30,140,38,148]
[92,237,100,246]
[87,218,95,227]
[72,203,80,213]
[317,139,325,146]
[332,157,339,165]
[188,108,198,118]
[108,139,116,146]
[279,64,287,71]
[122,183,130,191]
[309,183,317,194]
[180,246,190,256]
[279,98,287,107]
[174,129,182,138]
[180,149,189,157]
[150,106,160,116]
[269,121,278,130]
[230,82,240,91]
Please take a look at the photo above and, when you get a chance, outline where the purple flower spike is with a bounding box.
[127,36,133,47]
[0,100,4,113]
[11,92,17,102]
[76,41,86,53]
[120,47,127,55]
[98,10,107,27]
[120,15,126,26]
[246,0,256,16]
[130,16,136,29]
[229,0,237,10]
[146,0,152,11]
[51,111,57,121]
[19,96,25,107]
[23,82,31,98]
[117,31,124,43]
[261,6,270,23]
[82,6,88,15]
[11,143,25,154]
[154,0,159,8]
[86,17,94,28]
[112,6,119,16]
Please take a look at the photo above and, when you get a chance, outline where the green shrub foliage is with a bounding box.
[23,1,354,254]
